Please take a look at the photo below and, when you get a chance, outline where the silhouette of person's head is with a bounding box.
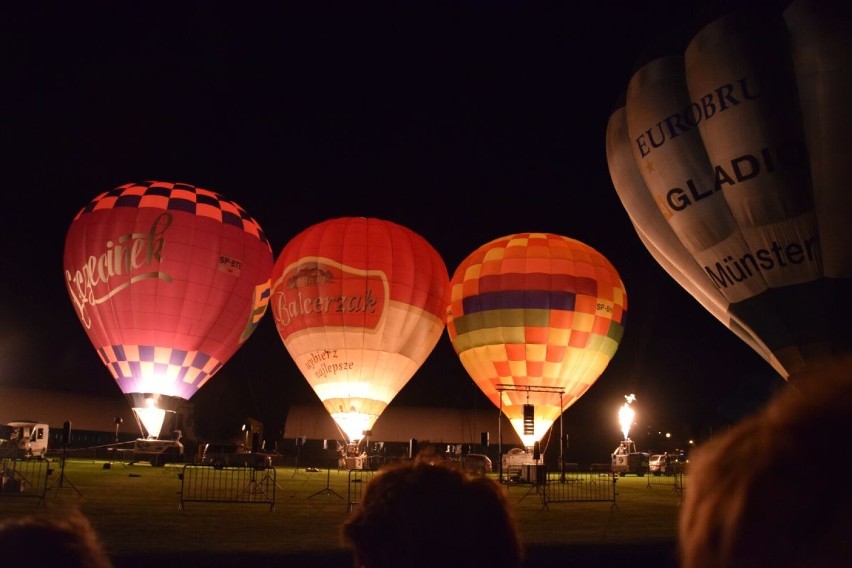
[0,509,112,568]
[341,457,522,568]
[679,358,852,568]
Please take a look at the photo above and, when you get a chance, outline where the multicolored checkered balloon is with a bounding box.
[447,233,627,447]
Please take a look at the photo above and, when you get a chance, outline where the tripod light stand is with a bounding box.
[308,454,343,500]
[49,421,82,496]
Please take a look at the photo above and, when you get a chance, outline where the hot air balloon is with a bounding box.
[269,217,448,445]
[606,0,852,382]
[446,233,627,450]
[64,181,273,439]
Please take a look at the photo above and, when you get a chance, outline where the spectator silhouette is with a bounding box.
[0,508,112,568]
[679,358,852,568]
[341,454,523,568]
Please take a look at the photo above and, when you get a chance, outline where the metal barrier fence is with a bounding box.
[0,457,51,505]
[347,469,375,513]
[178,464,277,511]
[538,470,618,511]
[646,463,687,500]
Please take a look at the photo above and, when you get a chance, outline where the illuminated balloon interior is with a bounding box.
[125,392,183,439]
[511,414,554,450]
[133,398,166,440]
[330,411,373,445]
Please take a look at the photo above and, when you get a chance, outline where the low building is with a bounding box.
[0,386,192,450]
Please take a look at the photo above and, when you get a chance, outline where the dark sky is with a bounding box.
[2,2,787,456]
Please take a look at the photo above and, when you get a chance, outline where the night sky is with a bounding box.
[2,1,788,459]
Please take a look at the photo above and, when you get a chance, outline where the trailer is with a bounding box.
[610,439,649,476]
[130,435,184,466]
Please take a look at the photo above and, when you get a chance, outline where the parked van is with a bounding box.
[0,421,49,458]
[649,452,687,475]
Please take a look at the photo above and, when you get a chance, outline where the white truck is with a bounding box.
[0,421,49,459]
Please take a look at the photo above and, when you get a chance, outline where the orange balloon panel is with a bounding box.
[63,181,273,401]
[270,217,449,441]
[447,233,627,445]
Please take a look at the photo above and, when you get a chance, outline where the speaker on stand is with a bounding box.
[49,421,82,496]
[291,436,308,479]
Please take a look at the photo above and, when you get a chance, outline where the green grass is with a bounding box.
[1,459,683,566]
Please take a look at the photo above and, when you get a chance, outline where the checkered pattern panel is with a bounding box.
[447,232,627,409]
[72,181,269,247]
[449,233,627,347]
[97,344,223,396]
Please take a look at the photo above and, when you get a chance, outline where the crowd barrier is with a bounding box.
[178,464,277,511]
[0,457,51,505]
[537,470,618,511]
[346,469,375,513]
[646,462,687,501]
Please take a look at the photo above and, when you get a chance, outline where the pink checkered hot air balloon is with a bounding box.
[270,217,449,445]
[63,181,273,439]
[446,233,628,449]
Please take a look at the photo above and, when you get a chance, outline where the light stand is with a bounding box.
[258,461,283,491]
[114,416,123,446]
[558,393,565,483]
[291,436,307,479]
[308,455,343,500]
[361,429,371,463]
[252,433,282,490]
[239,462,274,502]
[498,399,504,483]
[107,416,124,467]
[49,421,81,496]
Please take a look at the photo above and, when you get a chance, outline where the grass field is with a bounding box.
[1,459,683,567]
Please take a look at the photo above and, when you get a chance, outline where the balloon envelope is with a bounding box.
[64,181,273,435]
[446,233,628,447]
[270,217,449,443]
[606,1,852,381]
